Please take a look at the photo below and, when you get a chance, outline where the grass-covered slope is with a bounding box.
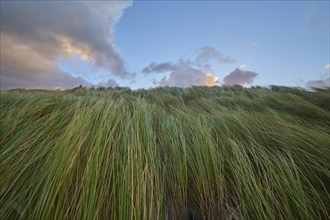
[1,86,329,219]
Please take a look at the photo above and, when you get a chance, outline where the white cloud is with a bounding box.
[143,60,218,88]
[239,64,248,69]
[306,78,330,89]
[142,46,240,88]
[160,68,218,88]
[142,62,175,74]
[223,68,258,86]
[304,64,330,89]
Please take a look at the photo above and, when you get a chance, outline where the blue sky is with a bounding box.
[1,1,329,89]
[114,1,329,89]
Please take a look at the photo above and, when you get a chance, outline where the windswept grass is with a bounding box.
[0,86,329,219]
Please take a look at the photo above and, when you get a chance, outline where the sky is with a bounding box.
[0,0,329,90]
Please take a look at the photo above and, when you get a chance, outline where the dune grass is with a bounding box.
[0,86,329,219]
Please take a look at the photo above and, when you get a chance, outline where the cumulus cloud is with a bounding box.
[306,78,330,89]
[239,64,248,69]
[142,62,175,74]
[0,34,92,89]
[96,79,118,88]
[325,64,330,70]
[143,60,218,88]
[223,68,258,86]
[142,46,241,88]
[143,60,213,75]
[160,67,218,88]
[0,1,132,90]
[0,67,92,90]
[196,47,235,64]
[304,64,330,89]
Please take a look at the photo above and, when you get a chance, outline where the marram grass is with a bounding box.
[0,86,329,219]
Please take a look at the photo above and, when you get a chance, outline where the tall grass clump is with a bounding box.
[0,86,329,219]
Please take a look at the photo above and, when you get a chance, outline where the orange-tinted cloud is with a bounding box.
[143,59,219,88]
[0,1,132,89]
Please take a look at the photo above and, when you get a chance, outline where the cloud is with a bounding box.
[158,62,218,88]
[196,47,235,64]
[143,60,218,88]
[0,67,92,90]
[223,68,258,86]
[143,59,213,75]
[142,62,175,74]
[142,46,236,88]
[0,1,132,89]
[306,78,330,89]
[304,64,330,89]
[239,64,248,69]
[304,3,330,32]
[96,79,118,88]
[0,34,92,89]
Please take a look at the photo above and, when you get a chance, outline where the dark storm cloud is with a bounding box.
[223,68,258,85]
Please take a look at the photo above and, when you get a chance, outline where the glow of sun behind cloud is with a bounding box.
[59,37,91,61]
[204,73,218,87]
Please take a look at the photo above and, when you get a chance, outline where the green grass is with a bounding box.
[0,86,329,219]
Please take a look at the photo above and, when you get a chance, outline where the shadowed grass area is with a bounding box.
[0,86,329,219]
